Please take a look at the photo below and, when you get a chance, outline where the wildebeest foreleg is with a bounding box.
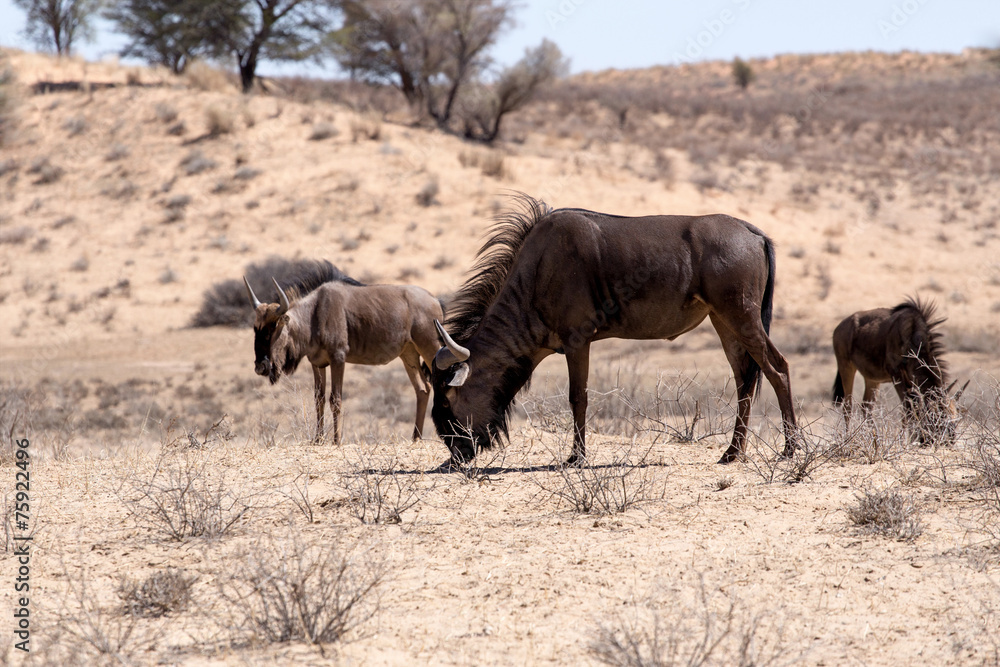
[565,344,590,466]
[312,365,326,444]
[330,362,345,445]
[401,346,431,440]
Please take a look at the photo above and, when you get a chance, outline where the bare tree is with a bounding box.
[13,0,100,56]
[461,38,568,143]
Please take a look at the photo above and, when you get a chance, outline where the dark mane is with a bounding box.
[445,194,550,342]
[892,296,948,380]
[279,259,363,303]
[190,257,363,329]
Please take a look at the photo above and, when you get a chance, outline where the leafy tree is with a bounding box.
[332,0,513,127]
[104,0,232,74]
[220,0,338,93]
[105,0,336,92]
[13,0,101,55]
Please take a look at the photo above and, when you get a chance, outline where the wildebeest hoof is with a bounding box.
[779,446,796,459]
[434,458,463,473]
[717,450,744,464]
[564,453,585,467]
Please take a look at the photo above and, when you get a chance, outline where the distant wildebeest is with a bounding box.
[832,297,963,444]
[244,271,444,444]
[430,196,801,466]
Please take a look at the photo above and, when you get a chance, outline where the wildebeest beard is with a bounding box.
[431,356,533,463]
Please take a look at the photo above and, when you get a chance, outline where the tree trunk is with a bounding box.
[238,43,261,93]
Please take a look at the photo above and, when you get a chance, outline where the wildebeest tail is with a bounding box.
[833,370,846,405]
[741,233,776,396]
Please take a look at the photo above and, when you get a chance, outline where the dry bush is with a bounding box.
[534,441,666,514]
[52,567,164,666]
[117,569,196,618]
[118,450,260,540]
[846,487,924,540]
[154,102,178,124]
[415,179,439,206]
[308,121,338,141]
[591,575,791,667]
[478,151,506,178]
[458,149,507,178]
[342,450,431,524]
[0,225,34,245]
[62,114,88,137]
[350,114,382,141]
[105,142,130,161]
[218,532,384,645]
[963,384,1000,544]
[179,149,217,176]
[27,156,64,185]
[185,61,232,92]
[205,105,234,136]
[0,59,17,146]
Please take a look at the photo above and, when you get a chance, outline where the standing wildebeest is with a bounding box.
[430,196,800,466]
[245,273,444,444]
[832,297,961,444]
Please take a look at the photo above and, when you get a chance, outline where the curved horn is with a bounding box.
[272,277,290,316]
[244,276,261,309]
[434,320,470,369]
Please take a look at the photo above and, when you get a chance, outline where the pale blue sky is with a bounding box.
[1,0,997,76]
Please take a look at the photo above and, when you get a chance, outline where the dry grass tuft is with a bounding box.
[0,225,34,245]
[591,575,791,667]
[184,61,233,92]
[846,487,924,540]
[342,450,431,524]
[205,105,235,136]
[415,179,439,207]
[0,59,17,146]
[117,569,196,618]
[535,442,666,514]
[118,450,260,541]
[308,121,338,141]
[218,532,384,645]
[179,149,218,176]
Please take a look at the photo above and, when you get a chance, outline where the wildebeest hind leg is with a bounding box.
[329,362,345,445]
[401,346,431,440]
[312,365,326,444]
[711,315,756,463]
[714,313,799,459]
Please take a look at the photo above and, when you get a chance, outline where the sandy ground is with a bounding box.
[1,49,998,665]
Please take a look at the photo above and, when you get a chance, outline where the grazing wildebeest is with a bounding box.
[430,195,801,466]
[832,297,962,444]
[245,272,444,444]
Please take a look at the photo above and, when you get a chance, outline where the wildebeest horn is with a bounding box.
[244,276,261,309]
[434,319,470,369]
[272,277,290,316]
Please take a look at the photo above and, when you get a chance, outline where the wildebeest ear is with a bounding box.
[448,363,470,387]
